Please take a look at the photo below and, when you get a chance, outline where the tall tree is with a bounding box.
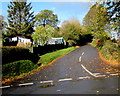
[83,3,109,39]
[60,18,82,46]
[7,0,35,38]
[0,15,7,31]
[35,10,59,27]
[0,15,8,43]
[105,1,120,33]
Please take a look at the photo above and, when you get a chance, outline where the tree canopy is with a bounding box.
[31,25,54,46]
[105,1,120,32]
[60,18,82,46]
[35,10,59,27]
[0,15,7,31]
[7,0,35,38]
[83,3,109,39]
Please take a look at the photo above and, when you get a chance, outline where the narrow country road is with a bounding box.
[2,45,120,94]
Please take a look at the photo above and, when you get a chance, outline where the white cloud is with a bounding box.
[51,8,55,10]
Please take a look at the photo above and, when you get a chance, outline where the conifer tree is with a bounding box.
[7,0,35,38]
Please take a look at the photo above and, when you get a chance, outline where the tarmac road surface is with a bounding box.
[2,45,120,95]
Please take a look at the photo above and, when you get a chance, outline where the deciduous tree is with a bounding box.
[60,18,82,46]
[31,25,54,45]
[35,10,59,27]
[83,3,109,39]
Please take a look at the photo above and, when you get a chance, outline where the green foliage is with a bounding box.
[35,9,59,27]
[38,47,75,65]
[2,60,38,79]
[17,42,32,48]
[91,36,110,49]
[52,27,61,37]
[0,15,8,44]
[60,18,82,46]
[105,1,120,32]
[100,40,119,61]
[92,38,119,62]
[31,25,54,45]
[0,15,7,31]
[2,46,39,64]
[83,3,109,39]
[7,0,35,37]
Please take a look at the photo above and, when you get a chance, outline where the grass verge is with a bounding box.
[38,47,75,65]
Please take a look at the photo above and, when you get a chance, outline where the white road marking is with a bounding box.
[78,76,90,80]
[93,73,101,75]
[94,75,106,77]
[81,64,106,78]
[0,86,10,89]
[81,64,96,77]
[58,78,72,82]
[79,56,82,62]
[105,72,119,76]
[40,80,53,84]
[19,82,34,86]
[110,74,119,76]
[82,52,84,55]
[57,90,61,92]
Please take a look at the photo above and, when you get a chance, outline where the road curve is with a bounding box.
[2,45,119,94]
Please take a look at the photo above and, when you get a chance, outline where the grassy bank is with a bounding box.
[38,47,75,65]
[2,47,76,84]
[91,39,119,65]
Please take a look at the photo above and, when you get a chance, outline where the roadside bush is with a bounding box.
[2,46,39,64]
[92,38,106,49]
[67,40,76,46]
[100,40,119,62]
[17,42,32,48]
[2,60,38,79]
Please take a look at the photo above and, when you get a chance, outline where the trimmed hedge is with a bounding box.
[2,46,39,64]
[2,60,38,79]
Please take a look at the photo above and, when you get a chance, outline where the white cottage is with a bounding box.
[12,37,31,44]
[48,37,65,45]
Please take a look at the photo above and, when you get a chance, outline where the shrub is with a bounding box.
[2,60,38,79]
[92,38,106,49]
[2,46,39,64]
[67,40,76,46]
[100,40,119,61]
[17,42,32,48]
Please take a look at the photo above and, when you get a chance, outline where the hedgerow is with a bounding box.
[2,46,39,64]
[2,60,38,79]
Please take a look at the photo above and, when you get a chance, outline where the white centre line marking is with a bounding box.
[0,86,10,89]
[82,52,84,55]
[40,80,53,84]
[19,82,34,86]
[79,56,82,62]
[58,78,72,82]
